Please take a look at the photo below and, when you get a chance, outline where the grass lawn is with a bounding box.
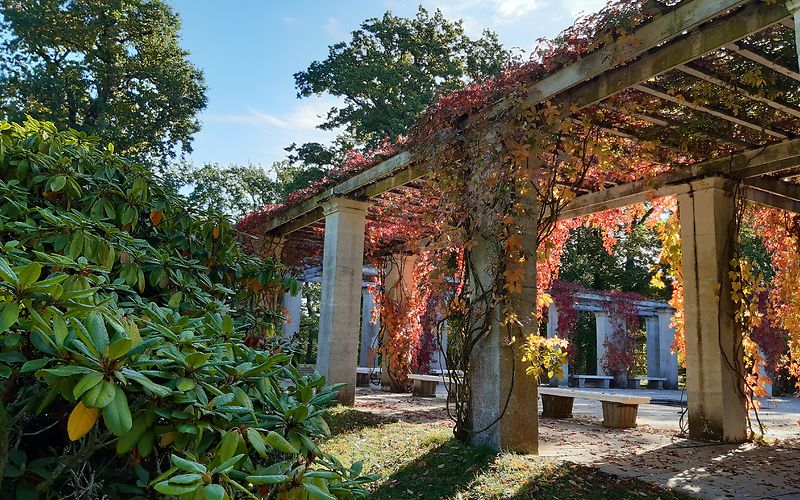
[322,407,691,500]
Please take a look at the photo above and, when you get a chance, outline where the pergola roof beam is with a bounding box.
[632,83,788,139]
[558,2,791,111]
[676,63,800,118]
[526,0,752,105]
[725,42,800,81]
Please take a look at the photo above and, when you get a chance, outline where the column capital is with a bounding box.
[786,0,800,14]
[320,197,372,216]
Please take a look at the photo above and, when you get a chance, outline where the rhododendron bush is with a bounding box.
[0,120,376,498]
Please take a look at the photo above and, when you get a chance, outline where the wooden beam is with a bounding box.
[742,186,800,212]
[264,151,414,233]
[557,2,791,110]
[726,42,800,81]
[743,176,800,201]
[632,83,788,139]
[526,0,751,104]
[677,63,800,118]
[557,139,800,220]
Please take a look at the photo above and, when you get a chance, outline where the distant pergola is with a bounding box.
[254,0,800,452]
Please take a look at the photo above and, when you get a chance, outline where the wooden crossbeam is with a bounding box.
[677,63,800,118]
[726,42,800,81]
[558,2,790,110]
[526,0,751,104]
[742,186,800,212]
[632,83,788,139]
[558,139,800,220]
[744,176,800,201]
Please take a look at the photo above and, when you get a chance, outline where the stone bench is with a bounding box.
[356,367,380,387]
[627,376,667,390]
[539,387,650,429]
[408,374,441,397]
[573,374,613,389]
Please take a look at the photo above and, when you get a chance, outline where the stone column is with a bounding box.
[428,317,448,373]
[758,349,773,398]
[595,311,610,375]
[645,315,660,378]
[316,198,371,406]
[678,177,747,442]
[380,254,417,391]
[281,285,302,339]
[359,288,380,367]
[786,1,800,68]
[469,215,538,453]
[657,309,679,389]
[546,304,568,386]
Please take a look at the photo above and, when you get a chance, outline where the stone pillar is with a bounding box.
[595,311,610,375]
[786,1,800,68]
[758,349,773,398]
[469,216,538,453]
[657,309,679,389]
[645,315,660,378]
[359,288,380,367]
[316,198,371,406]
[546,304,568,386]
[380,254,417,391]
[429,318,448,373]
[281,285,302,339]
[678,177,747,442]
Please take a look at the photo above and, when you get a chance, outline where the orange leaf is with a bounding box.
[149,209,164,226]
[212,226,220,239]
[68,402,100,441]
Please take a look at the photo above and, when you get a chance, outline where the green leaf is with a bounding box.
[303,482,337,500]
[102,385,132,435]
[41,365,96,377]
[121,368,172,397]
[246,428,268,458]
[83,380,116,409]
[171,454,207,473]
[17,262,41,286]
[176,378,196,392]
[86,312,110,355]
[203,484,226,500]
[218,430,239,463]
[108,338,132,359]
[50,175,67,192]
[168,473,202,485]
[154,481,200,496]
[210,453,245,475]
[245,474,288,485]
[0,257,18,283]
[21,358,52,373]
[0,302,20,332]
[73,372,104,400]
[264,431,298,455]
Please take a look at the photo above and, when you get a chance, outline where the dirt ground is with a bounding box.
[354,386,800,499]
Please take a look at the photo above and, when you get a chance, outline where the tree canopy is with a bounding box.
[0,0,207,167]
[294,6,510,150]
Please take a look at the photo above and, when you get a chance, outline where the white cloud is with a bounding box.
[204,97,336,132]
[323,17,345,40]
[559,0,608,18]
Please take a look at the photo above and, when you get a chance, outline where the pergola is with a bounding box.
[251,0,800,452]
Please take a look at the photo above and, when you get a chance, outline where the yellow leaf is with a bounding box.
[68,402,100,441]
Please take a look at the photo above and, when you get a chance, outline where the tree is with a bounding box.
[0,0,207,167]
[165,161,279,217]
[294,6,510,149]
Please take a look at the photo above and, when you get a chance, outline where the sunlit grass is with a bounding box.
[322,407,690,499]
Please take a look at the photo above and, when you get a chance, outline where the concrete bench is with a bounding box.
[356,367,380,387]
[627,376,667,390]
[539,387,650,429]
[573,374,613,389]
[408,374,441,397]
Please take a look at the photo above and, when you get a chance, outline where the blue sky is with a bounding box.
[168,0,606,167]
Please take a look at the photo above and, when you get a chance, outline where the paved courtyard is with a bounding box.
[353,386,800,499]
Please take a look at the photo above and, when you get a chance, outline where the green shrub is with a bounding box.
[0,119,376,499]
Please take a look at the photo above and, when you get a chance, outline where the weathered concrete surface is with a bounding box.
[316,198,370,406]
[353,387,800,499]
[678,178,747,442]
[469,226,538,453]
[281,286,302,339]
[359,289,379,367]
[657,308,680,389]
